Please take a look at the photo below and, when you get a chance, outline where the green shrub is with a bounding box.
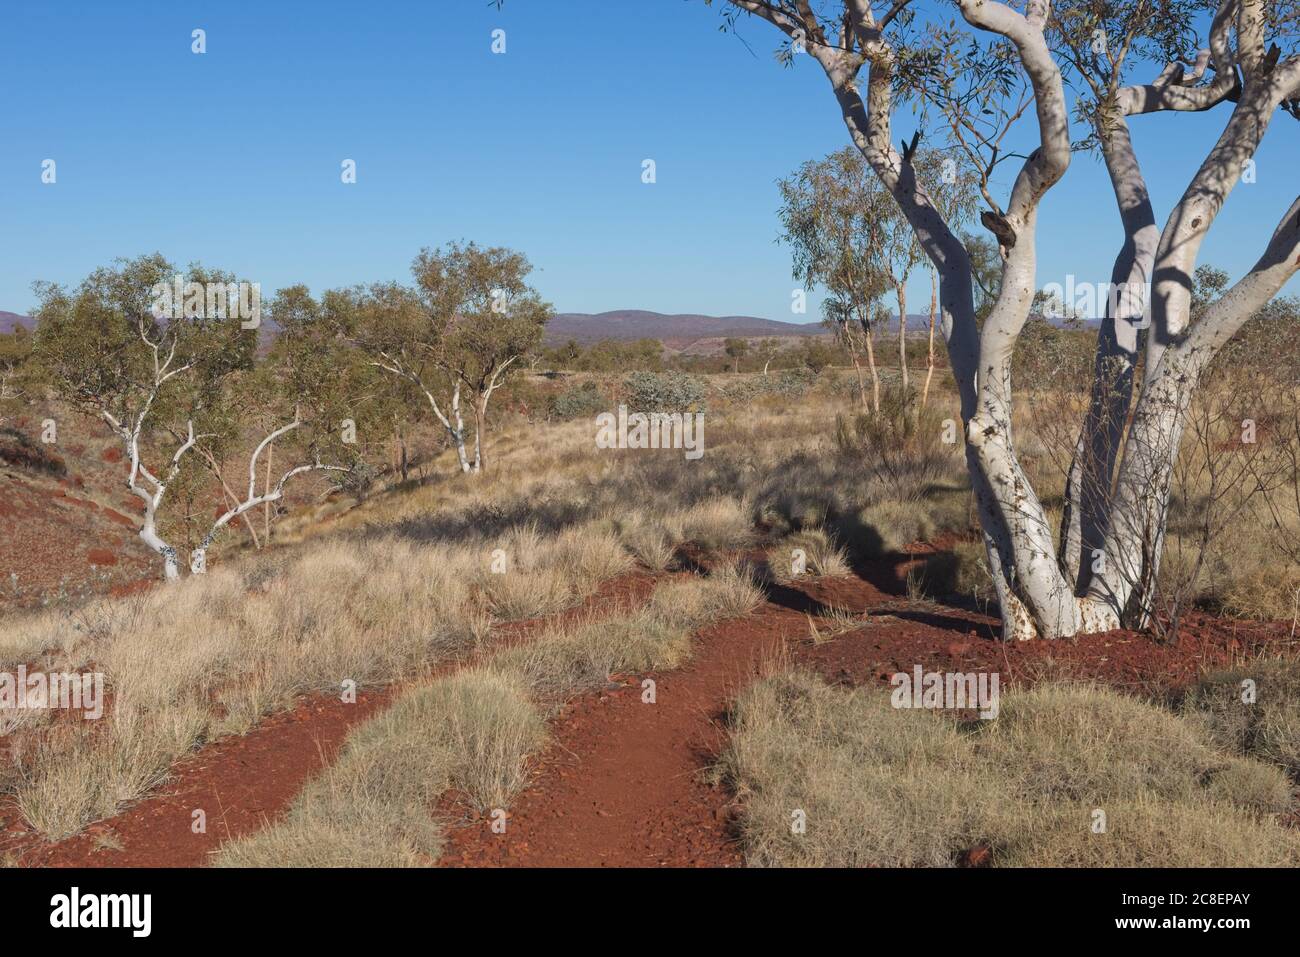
[549,381,608,420]
[772,368,818,397]
[834,385,959,499]
[622,371,707,413]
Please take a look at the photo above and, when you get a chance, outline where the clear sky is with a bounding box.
[1,0,1296,321]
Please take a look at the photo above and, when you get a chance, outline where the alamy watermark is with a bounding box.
[149,275,262,329]
[595,405,704,460]
[0,666,105,720]
[1039,275,1151,327]
[890,666,1000,720]
[50,887,151,937]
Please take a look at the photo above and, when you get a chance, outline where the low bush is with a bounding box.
[622,371,707,413]
[549,380,608,420]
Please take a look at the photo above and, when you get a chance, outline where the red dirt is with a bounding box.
[1,571,664,867]
[6,548,1296,868]
[0,689,393,868]
[0,469,157,608]
[437,564,1298,868]
[439,603,808,867]
[0,409,334,612]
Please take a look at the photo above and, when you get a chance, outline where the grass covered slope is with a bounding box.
[718,672,1300,867]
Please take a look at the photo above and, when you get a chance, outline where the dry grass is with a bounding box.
[23,368,1300,857]
[214,668,543,867]
[1183,656,1300,780]
[14,697,209,840]
[768,527,851,583]
[614,514,680,571]
[488,563,764,704]
[804,605,866,645]
[215,566,764,866]
[677,497,754,551]
[0,519,639,838]
[1,379,805,842]
[718,671,1297,867]
[856,500,937,554]
[478,523,634,620]
[999,796,1300,866]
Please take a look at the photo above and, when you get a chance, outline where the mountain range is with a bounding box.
[0,311,34,334]
[2,308,1095,345]
[0,308,850,342]
[543,310,940,345]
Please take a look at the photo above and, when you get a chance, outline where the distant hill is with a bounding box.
[2,306,1097,345]
[543,310,967,347]
[0,311,34,334]
[544,310,829,344]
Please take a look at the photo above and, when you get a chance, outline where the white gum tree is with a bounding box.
[323,243,551,476]
[189,413,349,574]
[33,256,354,581]
[717,0,1300,639]
[33,256,249,581]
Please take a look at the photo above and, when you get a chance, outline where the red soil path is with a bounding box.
[439,568,1297,867]
[1,690,392,867]
[4,553,1294,868]
[0,572,662,868]
[440,602,809,867]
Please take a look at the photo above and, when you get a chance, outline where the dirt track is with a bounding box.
[440,567,1293,867]
[4,557,1294,868]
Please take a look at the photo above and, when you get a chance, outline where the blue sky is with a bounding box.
[2,0,1296,321]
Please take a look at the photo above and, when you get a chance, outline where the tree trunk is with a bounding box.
[139,511,180,581]
[863,322,881,414]
[922,269,937,408]
[264,442,274,542]
[451,384,473,474]
[199,447,261,550]
[1058,118,1151,593]
[732,0,1300,643]
[1082,76,1297,628]
[851,355,868,410]
[472,400,485,474]
[896,283,908,395]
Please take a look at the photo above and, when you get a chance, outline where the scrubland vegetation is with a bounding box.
[718,670,1300,868]
[215,569,762,866]
[4,0,1300,867]
[3,345,1299,860]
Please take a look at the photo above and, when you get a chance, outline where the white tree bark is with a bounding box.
[922,268,937,408]
[1060,30,1242,593]
[370,352,473,474]
[1087,194,1300,626]
[98,322,198,582]
[190,416,347,573]
[1059,118,1153,590]
[1086,55,1300,627]
[731,0,1300,639]
[103,412,197,582]
[466,355,515,474]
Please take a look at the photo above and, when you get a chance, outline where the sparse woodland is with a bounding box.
[4,0,1300,874]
